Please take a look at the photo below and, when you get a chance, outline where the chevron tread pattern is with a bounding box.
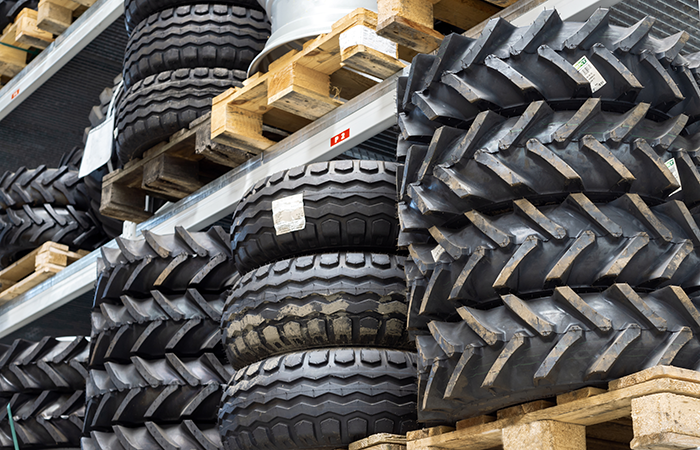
[124,5,269,88]
[416,284,700,422]
[116,68,245,164]
[222,252,410,369]
[405,194,700,318]
[0,165,90,211]
[231,160,401,274]
[95,226,237,302]
[81,421,222,450]
[219,348,417,450]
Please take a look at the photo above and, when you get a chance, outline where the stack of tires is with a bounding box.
[115,0,270,165]
[0,159,107,268]
[81,226,238,449]
[0,336,88,449]
[398,9,700,423]
[218,160,418,450]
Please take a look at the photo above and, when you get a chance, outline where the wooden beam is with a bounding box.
[100,183,151,223]
[376,0,443,53]
[631,393,700,449]
[142,154,203,200]
[433,0,501,31]
[267,62,343,120]
[502,421,586,450]
[37,0,73,35]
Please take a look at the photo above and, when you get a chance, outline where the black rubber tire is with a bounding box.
[415,284,700,422]
[0,390,84,449]
[94,226,237,303]
[5,0,35,23]
[0,165,90,211]
[83,168,123,239]
[0,0,17,32]
[222,252,410,369]
[0,205,105,268]
[81,421,222,450]
[115,68,245,164]
[84,353,230,431]
[124,0,262,32]
[405,194,700,317]
[0,337,88,395]
[402,9,700,134]
[218,348,418,450]
[399,99,700,235]
[231,160,401,275]
[123,4,269,89]
[89,288,225,368]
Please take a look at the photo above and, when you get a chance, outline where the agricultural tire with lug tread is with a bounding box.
[81,421,222,450]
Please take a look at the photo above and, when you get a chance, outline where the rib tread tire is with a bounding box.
[124,0,262,32]
[0,205,105,267]
[415,284,700,422]
[231,160,401,274]
[95,226,237,303]
[0,165,90,211]
[222,252,410,369]
[124,4,269,88]
[402,9,700,136]
[400,99,700,233]
[218,348,418,450]
[115,68,245,164]
[81,421,222,450]
[404,193,700,325]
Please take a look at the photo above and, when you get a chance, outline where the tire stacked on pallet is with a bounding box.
[397,8,700,424]
[115,0,270,165]
[218,160,419,450]
[81,226,237,449]
[0,336,89,449]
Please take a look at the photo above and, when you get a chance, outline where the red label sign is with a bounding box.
[330,129,350,147]
[10,89,19,99]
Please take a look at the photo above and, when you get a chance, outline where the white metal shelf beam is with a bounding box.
[0,0,123,122]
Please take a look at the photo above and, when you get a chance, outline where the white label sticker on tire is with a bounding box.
[573,56,607,93]
[665,158,682,195]
[272,194,306,235]
[431,244,445,262]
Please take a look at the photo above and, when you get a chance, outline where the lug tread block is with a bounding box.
[0,205,105,268]
[410,194,700,314]
[416,283,700,422]
[123,0,263,31]
[84,421,222,450]
[231,161,401,274]
[219,348,418,450]
[124,5,269,88]
[222,252,410,369]
[0,166,90,211]
[116,67,246,164]
[94,227,236,303]
[400,101,698,238]
[403,8,700,133]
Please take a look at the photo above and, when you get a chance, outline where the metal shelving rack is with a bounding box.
[0,0,620,340]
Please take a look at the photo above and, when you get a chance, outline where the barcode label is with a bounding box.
[431,245,445,262]
[573,56,607,93]
[665,158,682,195]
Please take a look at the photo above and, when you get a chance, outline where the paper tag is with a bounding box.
[79,115,115,178]
[573,56,607,93]
[431,244,445,262]
[272,194,306,235]
[665,158,682,195]
[339,25,397,57]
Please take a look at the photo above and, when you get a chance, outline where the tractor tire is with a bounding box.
[405,194,700,317]
[0,391,84,449]
[401,9,700,135]
[231,160,401,275]
[0,337,88,395]
[218,348,418,450]
[221,252,410,369]
[0,165,90,211]
[81,421,222,450]
[399,99,700,235]
[94,226,237,303]
[115,67,245,164]
[124,0,262,33]
[89,288,225,368]
[124,4,269,89]
[0,205,104,268]
[415,284,700,422]
[84,353,230,431]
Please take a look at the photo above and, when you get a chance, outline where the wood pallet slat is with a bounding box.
[0,9,53,77]
[37,0,95,34]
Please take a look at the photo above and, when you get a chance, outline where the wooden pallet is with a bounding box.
[37,0,94,35]
[404,366,700,450]
[210,8,406,153]
[0,242,88,303]
[100,113,253,223]
[0,8,53,78]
